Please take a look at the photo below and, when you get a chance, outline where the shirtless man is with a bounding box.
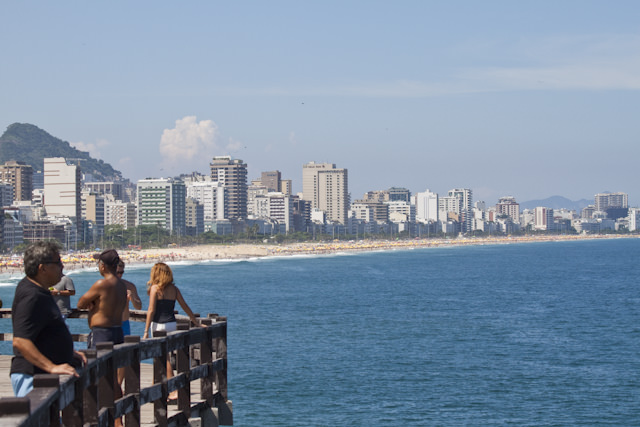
[78,249,128,349]
[116,260,142,336]
[78,249,128,427]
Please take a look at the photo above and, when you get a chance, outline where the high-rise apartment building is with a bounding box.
[43,157,82,220]
[414,189,439,223]
[81,190,105,235]
[186,180,225,228]
[0,183,14,207]
[496,196,520,224]
[105,198,137,229]
[534,207,554,231]
[302,162,333,208]
[0,160,33,202]
[210,156,248,220]
[302,162,349,225]
[388,187,411,203]
[84,181,126,201]
[448,188,473,233]
[260,171,281,192]
[594,192,628,212]
[185,197,205,236]
[281,179,293,196]
[137,178,186,234]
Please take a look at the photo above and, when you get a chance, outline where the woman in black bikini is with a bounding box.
[143,262,202,400]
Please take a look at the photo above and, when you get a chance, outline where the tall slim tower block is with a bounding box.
[302,161,349,225]
[210,156,248,220]
[0,160,33,202]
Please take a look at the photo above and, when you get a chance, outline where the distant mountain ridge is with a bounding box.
[0,123,122,181]
[519,196,591,211]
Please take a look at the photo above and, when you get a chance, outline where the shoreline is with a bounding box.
[0,234,637,279]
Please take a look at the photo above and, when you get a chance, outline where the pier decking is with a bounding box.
[0,309,232,426]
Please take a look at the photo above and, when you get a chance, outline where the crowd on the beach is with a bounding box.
[0,250,188,276]
[269,233,636,256]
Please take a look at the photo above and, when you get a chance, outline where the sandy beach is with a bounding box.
[1,233,636,278]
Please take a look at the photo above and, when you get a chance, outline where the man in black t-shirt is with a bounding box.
[10,241,86,397]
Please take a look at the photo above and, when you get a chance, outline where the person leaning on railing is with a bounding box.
[10,241,87,397]
[143,262,203,402]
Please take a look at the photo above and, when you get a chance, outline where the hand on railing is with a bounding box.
[51,362,80,377]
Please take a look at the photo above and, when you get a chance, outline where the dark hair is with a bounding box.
[24,241,62,278]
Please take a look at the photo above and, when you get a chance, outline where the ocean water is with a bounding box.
[1,238,640,425]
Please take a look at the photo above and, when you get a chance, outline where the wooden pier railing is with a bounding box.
[0,309,233,426]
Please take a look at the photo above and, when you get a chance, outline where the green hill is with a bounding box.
[0,123,122,180]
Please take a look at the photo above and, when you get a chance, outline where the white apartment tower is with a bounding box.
[302,162,349,225]
[414,189,439,223]
[534,207,554,231]
[43,157,82,220]
[448,188,473,233]
[186,181,226,223]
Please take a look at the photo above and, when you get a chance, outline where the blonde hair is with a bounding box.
[147,262,174,295]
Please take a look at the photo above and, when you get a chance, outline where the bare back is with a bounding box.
[79,274,128,328]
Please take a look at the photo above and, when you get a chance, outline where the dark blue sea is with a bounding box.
[2,238,640,425]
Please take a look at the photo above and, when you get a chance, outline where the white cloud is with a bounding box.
[160,116,219,172]
[70,138,110,159]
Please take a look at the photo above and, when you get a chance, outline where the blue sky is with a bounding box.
[2,1,639,205]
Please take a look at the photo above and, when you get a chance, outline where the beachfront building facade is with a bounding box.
[43,157,82,220]
[388,187,411,203]
[534,207,554,231]
[302,161,349,225]
[595,192,628,212]
[0,160,33,202]
[185,197,205,236]
[414,189,439,224]
[84,181,126,202]
[105,198,137,229]
[137,178,186,235]
[186,180,225,230]
[496,196,520,224]
[260,171,281,193]
[81,189,105,241]
[448,188,473,233]
[210,156,248,221]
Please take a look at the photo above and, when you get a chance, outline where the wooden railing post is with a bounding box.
[63,372,85,427]
[0,397,30,424]
[200,318,214,404]
[152,330,169,427]
[123,335,141,427]
[32,374,60,426]
[176,322,191,417]
[215,317,228,400]
[97,341,116,426]
[81,349,99,424]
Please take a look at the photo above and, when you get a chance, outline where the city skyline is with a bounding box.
[2,2,639,205]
